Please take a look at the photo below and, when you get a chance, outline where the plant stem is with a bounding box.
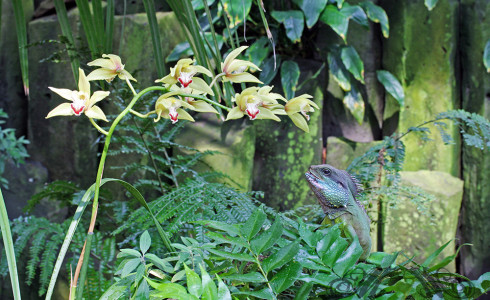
[209,72,225,89]
[129,108,148,118]
[179,92,231,111]
[89,118,108,135]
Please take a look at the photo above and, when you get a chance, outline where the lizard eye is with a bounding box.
[322,169,331,176]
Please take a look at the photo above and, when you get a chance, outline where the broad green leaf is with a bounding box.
[343,86,365,125]
[205,231,248,247]
[192,0,217,10]
[424,0,438,11]
[260,55,282,86]
[184,264,203,298]
[145,253,173,273]
[328,52,351,91]
[421,240,452,268]
[251,218,283,254]
[292,0,327,28]
[321,236,349,267]
[146,278,189,298]
[484,39,490,72]
[299,272,340,287]
[207,248,255,262]
[295,249,329,271]
[342,4,368,28]
[377,70,404,107]
[320,5,349,41]
[222,272,267,283]
[246,37,271,68]
[0,188,21,300]
[135,279,150,300]
[200,265,218,300]
[367,252,398,269]
[118,249,142,258]
[360,1,389,38]
[195,220,241,236]
[281,60,301,99]
[121,258,141,277]
[221,0,253,27]
[428,243,471,272]
[294,282,313,300]
[100,277,132,300]
[240,205,267,241]
[216,275,232,300]
[271,10,304,43]
[341,46,364,83]
[316,224,341,258]
[332,237,363,276]
[167,42,194,62]
[270,262,302,293]
[263,240,300,273]
[140,230,151,254]
[236,287,275,300]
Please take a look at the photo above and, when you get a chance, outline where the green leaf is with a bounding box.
[118,248,142,258]
[121,258,141,277]
[319,5,349,41]
[167,42,194,62]
[484,39,490,72]
[192,0,217,10]
[195,220,241,236]
[54,0,80,83]
[377,70,404,107]
[328,52,351,91]
[281,60,301,99]
[421,240,452,268]
[360,1,389,38]
[316,224,341,258]
[260,55,282,86]
[332,237,363,276]
[240,205,267,241]
[263,240,300,273]
[146,278,190,298]
[271,10,304,43]
[251,218,283,254]
[236,287,275,300]
[292,0,327,28]
[367,252,399,268]
[184,264,203,298]
[216,275,232,300]
[343,86,365,125]
[12,0,28,95]
[140,230,151,254]
[342,4,368,28]
[428,243,470,272]
[424,0,438,11]
[142,0,166,77]
[205,231,248,248]
[145,253,173,273]
[270,262,302,294]
[294,282,313,300]
[207,248,255,262]
[222,272,267,283]
[247,37,271,68]
[341,46,364,83]
[321,236,349,267]
[200,265,218,300]
[0,188,21,300]
[221,0,252,27]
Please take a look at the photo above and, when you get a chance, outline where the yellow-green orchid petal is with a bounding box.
[87,54,136,82]
[48,87,75,101]
[90,91,111,105]
[46,103,74,118]
[189,100,219,114]
[102,54,122,65]
[225,107,245,120]
[78,69,90,96]
[118,69,137,82]
[85,105,108,122]
[188,77,214,96]
[256,107,281,122]
[193,65,213,78]
[175,108,195,122]
[288,113,310,132]
[224,72,263,84]
[86,68,117,82]
[222,46,248,73]
[227,59,261,73]
[87,58,115,69]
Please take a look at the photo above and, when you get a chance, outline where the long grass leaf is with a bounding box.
[75,232,93,300]
[142,0,166,77]
[54,0,80,84]
[92,0,104,49]
[12,0,29,95]
[74,0,98,57]
[0,188,21,300]
[104,0,115,53]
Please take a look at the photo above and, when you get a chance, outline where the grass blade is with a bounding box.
[142,0,166,77]
[54,0,80,84]
[105,0,115,53]
[12,0,29,95]
[74,0,99,56]
[0,188,21,300]
[92,0,104,48]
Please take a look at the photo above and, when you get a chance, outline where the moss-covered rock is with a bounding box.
[383,170,463,272]
[458,0,490,280]
[253,59,324,211]
[380,0,460,175]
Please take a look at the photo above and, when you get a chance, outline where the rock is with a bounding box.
[325,136,380,170]
[253,59,324,211]
[174,116,256,191]
[458,0,490,281]
[379,0,460,175]
[383,170,463,272]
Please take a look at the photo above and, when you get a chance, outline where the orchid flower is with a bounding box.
[155,59,214,95]
[284,94,319,132]
[46,68,109,121]
[221,46,262,84]
[154,92,195,124]
[225,86,283,121]
[86,54,136,82]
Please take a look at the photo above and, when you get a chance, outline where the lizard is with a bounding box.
[305,164,372,260]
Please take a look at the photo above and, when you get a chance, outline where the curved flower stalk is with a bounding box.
[178,87,219,114]
[154,92,196,124]
[155,58,214,95]
[86,54,137,82]
[46,68,110,122]
[284,94,320,133]
[221,46,262,84]
[226,86,285,121]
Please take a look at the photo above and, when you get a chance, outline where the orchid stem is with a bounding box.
[126,78,137,95]
[129,109,148,118]
[209,72,225,89]
[89,118,108,135]
[179,92,231,111]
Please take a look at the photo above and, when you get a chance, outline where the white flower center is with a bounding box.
[231,66,247,74]
[71,93,88,116]
[178,72,194,88]
[168,106,179,124]
[245,102,260,120]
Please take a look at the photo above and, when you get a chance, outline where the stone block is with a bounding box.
[379,0,460,175]
[383,170,463,272]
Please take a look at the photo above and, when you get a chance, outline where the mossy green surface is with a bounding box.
[380,0,460,176]
[384,170,463,272]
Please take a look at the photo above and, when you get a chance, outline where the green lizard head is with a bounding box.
[305,164,363,209]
